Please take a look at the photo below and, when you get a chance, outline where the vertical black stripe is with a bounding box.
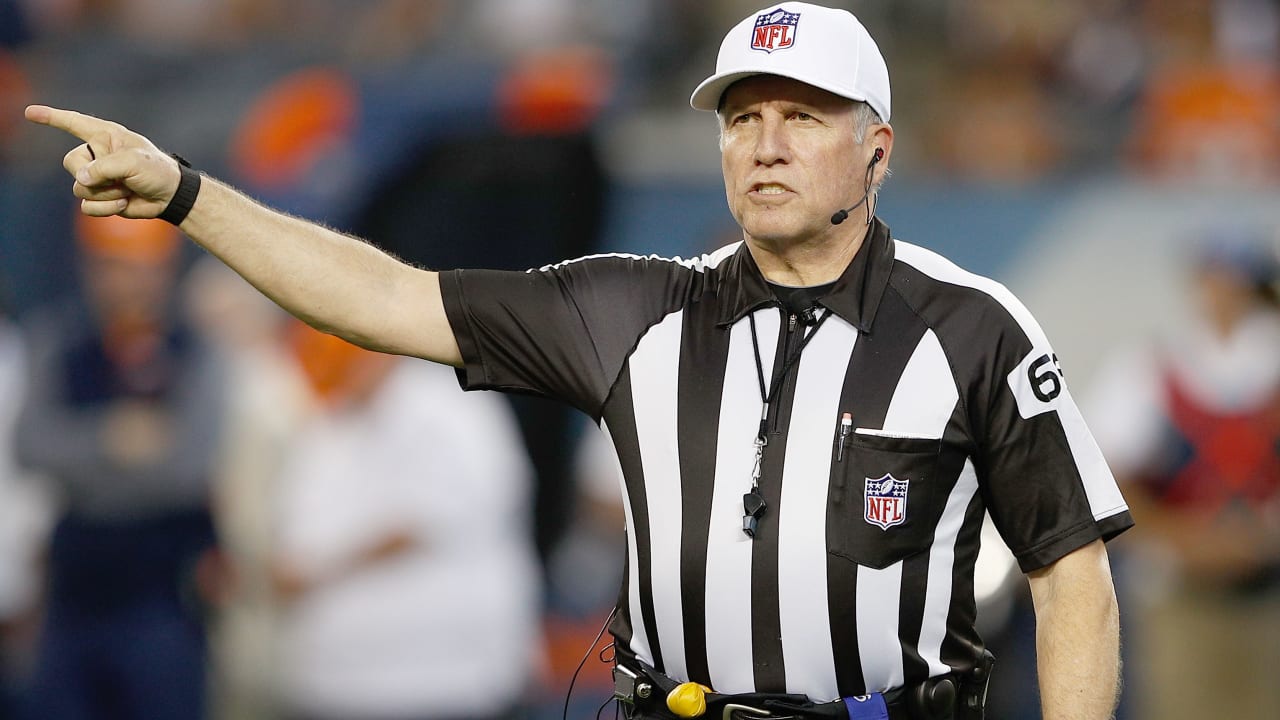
[827,289,929,696]
[610,539,634,652]
[899,411,972,683]
[606,368,664,672]
[676,301,731,686]
[751,307,797,692]
[939,494,986,673]
[897,553,932,683]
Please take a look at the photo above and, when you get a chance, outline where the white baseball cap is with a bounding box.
[689,2,891,122]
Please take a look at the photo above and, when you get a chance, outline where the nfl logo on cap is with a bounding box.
[864,474,909,530]
[689,2,892,123]
[751,7,800,53]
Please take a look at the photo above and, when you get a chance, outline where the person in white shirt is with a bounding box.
[269,323,542,720]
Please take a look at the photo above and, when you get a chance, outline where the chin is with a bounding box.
[742,217,819,247]
[737,208,786,234]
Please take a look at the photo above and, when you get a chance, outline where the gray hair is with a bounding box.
[851,101,882,144]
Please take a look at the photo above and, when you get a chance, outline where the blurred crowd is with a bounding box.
[3,0,1280,179]
[0,1,1279,719]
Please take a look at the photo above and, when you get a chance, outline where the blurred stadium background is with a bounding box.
[1,1,1279,719]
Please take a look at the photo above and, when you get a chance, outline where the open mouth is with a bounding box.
[752,182,791,195]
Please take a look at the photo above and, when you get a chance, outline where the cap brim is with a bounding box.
[689,69,873,113]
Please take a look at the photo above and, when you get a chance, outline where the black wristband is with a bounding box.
[158,153,201,226]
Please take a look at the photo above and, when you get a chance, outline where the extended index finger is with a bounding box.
[24,105,111,142]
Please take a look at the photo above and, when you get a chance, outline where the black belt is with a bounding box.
[613,653,992,720]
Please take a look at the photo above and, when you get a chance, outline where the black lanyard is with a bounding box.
[741,306,832,537]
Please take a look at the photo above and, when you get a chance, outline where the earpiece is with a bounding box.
[831,148,886,226]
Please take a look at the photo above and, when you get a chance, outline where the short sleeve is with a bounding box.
[439,255,698,419]
[973,301,1134,572]
[887,245,1134,572]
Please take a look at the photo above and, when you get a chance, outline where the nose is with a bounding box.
[752,114,790,166]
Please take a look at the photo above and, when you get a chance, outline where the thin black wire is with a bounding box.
[749,311,769,405]
[831,153,879,225]
[595,694,618,720]
[747,307,834,421]
[563,606,618,720]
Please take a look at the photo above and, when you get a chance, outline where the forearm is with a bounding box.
[179,178,461,364]
[24,104,461,365]
[1028,540,1121,720]
[273,528,418,601]
[106,358,227,505]
[1035,587,1120,719]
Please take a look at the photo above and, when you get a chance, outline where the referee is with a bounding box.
[27,2,1132,719]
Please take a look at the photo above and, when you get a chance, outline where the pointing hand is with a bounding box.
[25,105,182,219]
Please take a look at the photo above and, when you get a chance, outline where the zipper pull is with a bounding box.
[788,313,797,333]
[836,412,852,461]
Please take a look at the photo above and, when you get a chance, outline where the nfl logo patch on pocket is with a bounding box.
[864,474,908,530]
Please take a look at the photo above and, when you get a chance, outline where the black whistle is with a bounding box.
[742,490,766,538]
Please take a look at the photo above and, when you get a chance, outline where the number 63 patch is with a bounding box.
[1007,350,1064,419]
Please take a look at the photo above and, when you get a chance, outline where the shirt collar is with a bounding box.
[715,217,895,333]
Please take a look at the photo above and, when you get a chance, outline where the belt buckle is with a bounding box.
[722,703,772,720]
[612,665,640,704]
[612,665,654,706]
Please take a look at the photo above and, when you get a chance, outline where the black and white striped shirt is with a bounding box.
[440,219,1132,702]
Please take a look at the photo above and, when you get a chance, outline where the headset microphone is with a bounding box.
[830,148,884,226]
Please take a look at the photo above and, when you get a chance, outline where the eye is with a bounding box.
[732,112,755,125]
[792,111,816,122]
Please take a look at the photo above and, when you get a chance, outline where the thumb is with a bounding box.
[77,148,180,207]
[76,151,138,188]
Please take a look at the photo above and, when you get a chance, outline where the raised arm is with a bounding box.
[24,105,462,366]
[1027,539,1121,720]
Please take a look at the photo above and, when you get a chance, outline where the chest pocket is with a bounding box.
[828,431,950,570]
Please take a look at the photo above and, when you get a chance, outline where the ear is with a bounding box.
[868,123,894,184]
